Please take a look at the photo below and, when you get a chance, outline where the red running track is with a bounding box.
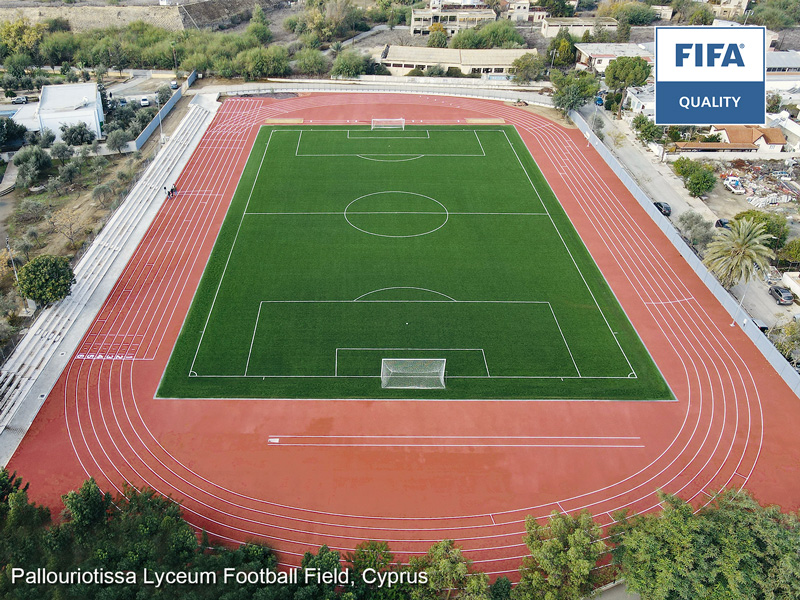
[8,94,800,578]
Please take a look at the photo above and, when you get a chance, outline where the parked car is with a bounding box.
[752,319,769,333]
[170,80,179,90]
[10,96,27,104]
[118,98,127,107]
[140,97,150,107]
[714,218,731,229]
[768,285,794,306]
[654,201,671,217]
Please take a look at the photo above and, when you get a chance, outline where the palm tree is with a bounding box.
[703,217,774,325]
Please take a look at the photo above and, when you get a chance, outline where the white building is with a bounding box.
[767,111,800,153]
[626,84,655,118]
[702,0,749,19]
[376,45,535,76]
[575,43,653,74]
[410,7,496,35]
[11,83,104,141]
[541,17,618,39]
[506,0,549,23]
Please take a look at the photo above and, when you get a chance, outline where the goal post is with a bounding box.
[371,118,406,130]
[381,358,446,389]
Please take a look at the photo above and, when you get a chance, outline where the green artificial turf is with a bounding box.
[158,125,673,400]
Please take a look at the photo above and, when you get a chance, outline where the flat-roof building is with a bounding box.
[12,83,104,141]
[541,17,618,39]
[376,45,536,76]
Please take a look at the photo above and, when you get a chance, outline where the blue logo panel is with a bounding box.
[655,81,765,126]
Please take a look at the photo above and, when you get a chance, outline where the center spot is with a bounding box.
[344,191,449,238]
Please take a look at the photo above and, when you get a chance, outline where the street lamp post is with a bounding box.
[743,9,753,25]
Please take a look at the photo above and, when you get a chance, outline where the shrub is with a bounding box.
[331,50,366,78]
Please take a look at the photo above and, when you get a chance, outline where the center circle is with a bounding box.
[344,191,449,238]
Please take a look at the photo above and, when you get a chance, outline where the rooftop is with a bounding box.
[675,142,759,150]
[544,17,618,25]
[39,83,99,114]
[767,51,800,70]
[575,43,653,58]
[714,125,787,145]
[381,46,535,66]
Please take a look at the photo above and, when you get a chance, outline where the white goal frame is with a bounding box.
[371,118,406,130]
[381,358,446,389]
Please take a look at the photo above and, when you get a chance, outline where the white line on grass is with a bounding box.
[189,130,275,376]
[500,129,637,378]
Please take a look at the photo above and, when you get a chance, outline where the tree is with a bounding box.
[57,161,79,185]
[477,20,524,48]
[450,28,484,49]
[247,21,273,45]
[60,121,96,146]
[637,121,663,143]
[346,540,413,599]
[547,28,577,67]
[733,209,789,251]
[156,84,172,105]
[92,183,114,207]
[17,254,76,305]
[491,576,512,600]
[779,238,800,264]
[4,52,32,79]
[678,210,713,249]
[631,112,649,131]
[13,144,51,171]
[604,55,650,118]
[0,117,27,148]
[551,69,599,115]
[295,48,329,76]
[767,92,783,113]
[39,128,55,149]
[428,30,449,48]
[688,4,714,24]
[514,511,607,600]
[106,128,131,153]
[50,141,74,165]
[512,53,546,83]
[331,50,367,78]
[703,218,774,288]
[685,167,716,196]
[418,540,470,599]
[611,490,800,600]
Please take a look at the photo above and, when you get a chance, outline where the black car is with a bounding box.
[714,218,731,229]
[769,285,794,305]
[654,202,671,217]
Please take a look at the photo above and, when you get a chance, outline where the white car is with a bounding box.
[140,97,150,107]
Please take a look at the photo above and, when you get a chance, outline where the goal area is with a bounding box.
[381,358,446,389]
[371,118,406,130]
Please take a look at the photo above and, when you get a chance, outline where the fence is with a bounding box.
[132,70,197,151]
[570,109,800,397]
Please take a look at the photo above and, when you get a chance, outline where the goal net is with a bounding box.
[371,118,406,130]
[381,358,446,389]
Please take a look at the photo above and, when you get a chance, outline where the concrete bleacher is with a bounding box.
[0,101,217,463]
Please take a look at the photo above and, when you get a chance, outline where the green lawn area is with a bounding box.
[158,125,673,401]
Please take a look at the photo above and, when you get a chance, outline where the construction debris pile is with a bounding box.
[720,159,800,209]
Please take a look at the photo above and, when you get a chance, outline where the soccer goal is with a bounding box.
[381,358,446,389]
[371,118,406,130]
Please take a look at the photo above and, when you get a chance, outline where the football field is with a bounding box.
[158,125,672,400]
